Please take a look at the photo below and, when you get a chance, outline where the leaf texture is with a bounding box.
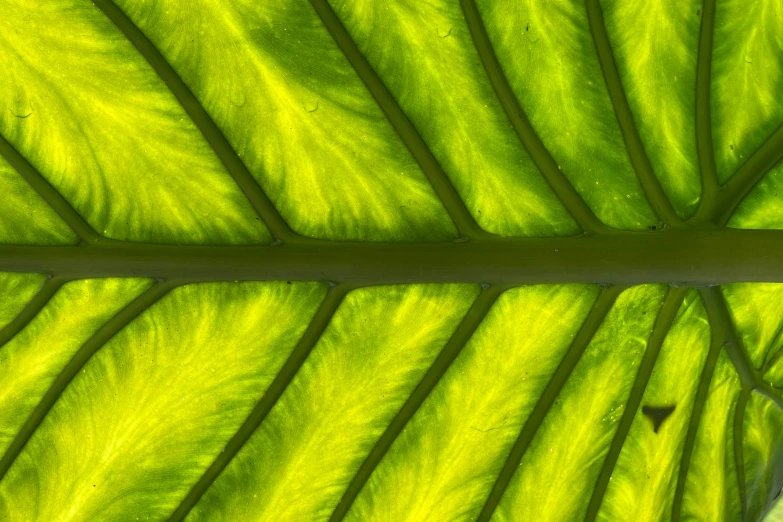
[0,0,782,520]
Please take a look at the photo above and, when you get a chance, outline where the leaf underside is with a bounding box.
[0,0,782,521]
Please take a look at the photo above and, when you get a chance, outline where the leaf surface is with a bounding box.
[0,0,782,520]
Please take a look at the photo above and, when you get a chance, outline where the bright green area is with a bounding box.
[0,157,76,245]
[326,0,579,237]
[475,0,658,231]
[188,283,478,521]
[711,0,783,183]
[681,352,742,521]
[346,284,599,521]
[0,281,326,521]
[0,0,270,244]
[114,0,457,242]
[0,272,45,331]
[765,354,783,389]
[596,290,710,520]
[601,0,701,218]
[723,283,783,369]
[493,284,666,521]
[0,278,152,457]
[729,161,783,230]
[743,391,783,521]
[765,497,783,522]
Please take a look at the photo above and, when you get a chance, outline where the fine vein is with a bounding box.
[694,0,720,213]
[583,287,687,522]
[734,387,750,519]
[307,0,489,240]
[0,277,64,349]
[671,321,724,521]
[459,0,605,235]
[0,134,99,244]
[0,280,175,483]
[168,283,350,522]
[711,123,783,225]
[91,0,296,243]
[329,284,503,522]
[584,0,683,228]
[476,285,624,522]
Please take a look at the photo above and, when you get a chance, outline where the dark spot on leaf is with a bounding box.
[642,404,676,433]
[12,112,32,119]
[730,144,734,150]
[649,225,657,231]
[307,101,319,113]
[286,281,291,285]
[696,9,701,15]
[438,26,453,38]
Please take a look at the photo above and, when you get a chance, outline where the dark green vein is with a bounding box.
[476,285,624,522]
[584,287,687,522]
[329,284,504,522]
[584,0,684,228]
[0,277,65,349]
[734,387,750,519]
[307,0,489,240]
[699,287,783,410]
[0,134,98,244]
[712,124,783,225]
[168,283,350,522]
[459,0,605,235]
[693,0,720,215]
[671,320,724,521]
[91,0,295,243]
[0,280,175,483]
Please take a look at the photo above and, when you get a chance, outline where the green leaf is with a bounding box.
[0,0,782,520]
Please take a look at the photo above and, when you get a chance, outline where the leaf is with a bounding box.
[0,0,782,520]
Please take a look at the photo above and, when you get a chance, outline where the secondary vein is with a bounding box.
[91,0,296,243]
[476,285,624,522]
[459,0,605,234]
[168,283,350,521]
[670,323,724,521]
[694,0,720,214]
[307,0,489,240]
[734,387,750,519]
[584,0,684,228]
[329,284,503,522]
[0,280,175,484]
[699,287,783,409]
[0,134,99,244]
[0,277,64,350]
[711,124,783,225]
[583,287,687,522]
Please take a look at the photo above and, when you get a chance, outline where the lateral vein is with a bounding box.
[328,284,503,522]
[0,277,65,350]
[476,285,624,522]
[91,0,296,243]
[583,287,687,522]
[693,0,720,214]
[167,283,350,521]
[0,134,99,243]
[584,0,684,228]
[670,322,724,521]
[307,0,489,240]
[699,287,783,409]
[0,280,175,484]
[459,0,605,234]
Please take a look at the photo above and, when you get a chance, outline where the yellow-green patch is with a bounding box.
[474,0,657,230]
[114,0,457,241]
[0,0,270,244]
[681,351,742,521]
[0,281,326,520]
[0,273,46,331]
[743,391,783,522]
[346,284,599,521]
[188,283,479,521]
[601,0,701,218]
[722,283,783,369]
[596,290,710,521]
[493,284,666,521]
